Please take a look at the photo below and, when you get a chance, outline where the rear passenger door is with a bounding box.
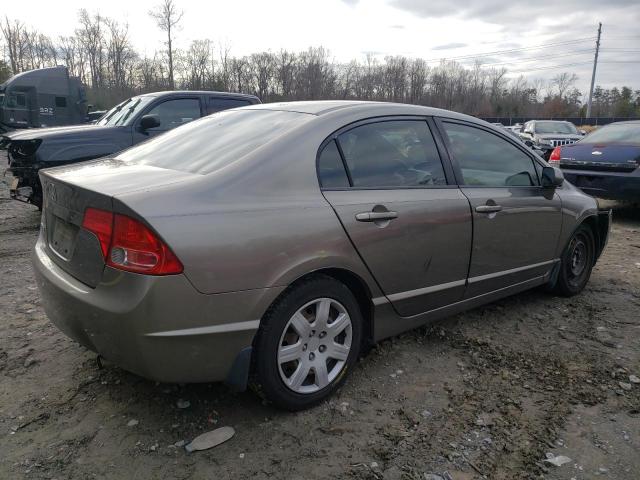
[319,118,472,317]
[437,120,562,297]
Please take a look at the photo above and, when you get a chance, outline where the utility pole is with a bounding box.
[586,22,602,118]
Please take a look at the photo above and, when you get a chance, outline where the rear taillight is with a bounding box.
[81,208,183,275]
[549,146,561,165]
[82,208,114,258]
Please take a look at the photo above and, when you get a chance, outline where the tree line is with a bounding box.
[1,2,639,118]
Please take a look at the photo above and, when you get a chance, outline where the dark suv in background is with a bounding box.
[519,120,584,160]
[1,90,260,208]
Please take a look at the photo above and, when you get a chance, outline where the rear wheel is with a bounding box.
[553,224,595,296]
[253,275,363,411]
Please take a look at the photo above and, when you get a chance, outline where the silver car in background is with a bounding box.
[33,101,610,410]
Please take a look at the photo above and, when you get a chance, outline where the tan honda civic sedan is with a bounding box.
[33,101,610,410]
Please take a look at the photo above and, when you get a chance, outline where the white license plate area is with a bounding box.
[50,217,78,260]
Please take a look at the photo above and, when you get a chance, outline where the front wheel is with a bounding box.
[552,224,595,296]
[252,275,363,411]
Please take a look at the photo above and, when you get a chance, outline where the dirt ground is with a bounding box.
[1,176,639,480]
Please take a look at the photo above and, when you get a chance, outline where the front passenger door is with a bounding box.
[439,120,562,298]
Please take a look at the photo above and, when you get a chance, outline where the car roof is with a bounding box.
[609,120,640,125]
[534,120,573,123]
[242,100,479,122]
[139,90,260,101]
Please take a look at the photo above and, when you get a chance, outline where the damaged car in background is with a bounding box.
[1,90,260,208]
[33,101,611,411]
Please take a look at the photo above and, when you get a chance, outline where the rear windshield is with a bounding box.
[115,109,312,174]
[583,123,640,145]
[534,121,578,135]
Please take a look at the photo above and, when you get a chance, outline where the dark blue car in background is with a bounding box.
[549,121,640,202]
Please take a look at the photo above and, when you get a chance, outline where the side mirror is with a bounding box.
[541,166,564,188]
[579,129,587,136]
[524,139,534,147]
[139,114,161,131]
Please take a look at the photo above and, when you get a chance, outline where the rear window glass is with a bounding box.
[534,121,577,135]
[208,97,252,113]
[583,123,640,145]
[115,110,311,174]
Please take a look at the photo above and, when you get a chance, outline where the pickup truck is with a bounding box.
[1,90,260,208]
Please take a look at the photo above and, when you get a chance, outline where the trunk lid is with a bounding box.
[558,143,640,172]
[39,159,198,287]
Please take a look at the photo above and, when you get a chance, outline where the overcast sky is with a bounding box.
[5,0,640,94]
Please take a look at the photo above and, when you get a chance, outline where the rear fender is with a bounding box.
[595,209,612,260]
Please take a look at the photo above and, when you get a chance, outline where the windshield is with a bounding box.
[98,96,154,126]
[583,123,640,145]
[115,109,312,175]
[535,121,578,135]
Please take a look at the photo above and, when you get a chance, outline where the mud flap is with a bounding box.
[225,347,252,392]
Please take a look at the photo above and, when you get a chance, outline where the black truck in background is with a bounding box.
[0,66,89,132]
[1,90,260,208]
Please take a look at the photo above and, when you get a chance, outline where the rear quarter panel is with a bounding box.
[115,116,383,297]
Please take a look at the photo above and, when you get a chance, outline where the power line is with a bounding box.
[424,37,596,63]
[505,59,640,75]
[465,49,595,67]
[453,49,636,69]
[506,61,594,74]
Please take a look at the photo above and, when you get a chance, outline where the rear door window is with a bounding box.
[442,122,539,187]
[336,120,447,188]
[208,97,252,114]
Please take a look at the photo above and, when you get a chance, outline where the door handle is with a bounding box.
[475,205,502,213]
[355,211,399,222]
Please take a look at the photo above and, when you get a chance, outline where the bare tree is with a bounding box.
[184,39,211,89]
[3,12,639,119]
[77,10,105,88]
[149,0,183,89]
[105,19,133,91]
[551,72,578,98]
[1,17,25,73]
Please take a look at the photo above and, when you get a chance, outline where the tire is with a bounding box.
[252,275,363,411]
[553,224,595,297]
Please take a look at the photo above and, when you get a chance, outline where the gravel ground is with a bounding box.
[1,175,639,480]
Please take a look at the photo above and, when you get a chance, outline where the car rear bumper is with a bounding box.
[562,169,640,201]
[32,234,284,384]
